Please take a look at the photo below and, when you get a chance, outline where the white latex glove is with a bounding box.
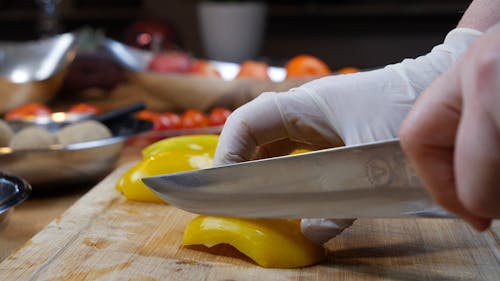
[213,28,481,244]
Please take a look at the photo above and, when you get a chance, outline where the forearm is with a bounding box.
[458,0,500,31]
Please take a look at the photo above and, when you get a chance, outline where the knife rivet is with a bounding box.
[366,158,393,187]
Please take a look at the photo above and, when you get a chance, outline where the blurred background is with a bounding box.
[0,0,470,68]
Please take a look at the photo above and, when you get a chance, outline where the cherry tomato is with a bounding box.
[135,110,182,131]
[148,51,193,73]
[208,107,231,126]
[160,112,182,130]
[285,54,331,78]
[336,66,360,74]
[180,109,208,129]
[189,60,221,78]
[135,110,163,130]
[67,103,101,115]
[129,110,161,145]
[236,61,269,80]
[4,103,52,121]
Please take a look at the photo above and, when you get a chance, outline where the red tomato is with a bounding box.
[4,103,51,121]
[286,54,331,78]
[156,115,175,131]
[148,51,193,73]
[336,66,360,74]
[135,110,182,131]
[208,107,231,126]
[135,110,158,121]
[67,103,101,115]
[236,61,270,80]
[131,110,167,144]
[134,110,163,130]
[180,109,208,129]
[160,112,182,130]
[189,60,221,78]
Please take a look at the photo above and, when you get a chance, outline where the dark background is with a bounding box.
[0,0,471,68]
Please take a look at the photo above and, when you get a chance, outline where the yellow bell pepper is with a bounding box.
[183,216,326,268]
[116,149,214,203]
[117,135,219,203]
[142,134,219,159]
[291,149,310,155]
[118,135,326,268]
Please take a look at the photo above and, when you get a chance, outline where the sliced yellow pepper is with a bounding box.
[118,135,326,268]
[183,216,326,268]
[116,149,214,203]
[291,149,310,155]
[142,134,219,159]
[117,135,219,203]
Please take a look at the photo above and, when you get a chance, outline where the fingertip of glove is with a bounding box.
[301,218,355,245]
[448,27,483,37]
[212,152,246,166]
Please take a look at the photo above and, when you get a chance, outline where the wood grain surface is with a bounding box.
[0,164,499,281]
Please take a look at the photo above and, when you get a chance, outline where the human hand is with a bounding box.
[214,28,481,244]
[400,23,500,231]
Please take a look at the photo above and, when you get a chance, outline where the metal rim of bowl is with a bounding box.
[0,136,126,156]
[0,136,127,189]
[0,172,32,215]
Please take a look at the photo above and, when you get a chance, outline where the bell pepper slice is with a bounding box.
[116,149,214,203]
[142,134,219,159]
[183,216,326,268]
[119,135,326,268]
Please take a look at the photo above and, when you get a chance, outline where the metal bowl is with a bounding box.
[0,172,31,225]
[0,137,125,190]
[0,71,67,115]
[0,117,152,191]
[0,33,78,114]
[104,38,312,111]
[104,38,286,81]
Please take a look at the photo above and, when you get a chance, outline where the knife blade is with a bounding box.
[143,139,455,219]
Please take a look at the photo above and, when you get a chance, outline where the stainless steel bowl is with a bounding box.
[0,33,78,114]
[0,71,67,115]
[104,38,287,81]
[0,172,31,225]
[0,137,125,190]
[0,115,152,191]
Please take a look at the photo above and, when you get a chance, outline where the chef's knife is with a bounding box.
[143,139,455,219]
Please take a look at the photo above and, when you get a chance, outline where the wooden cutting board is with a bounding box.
[1,164,499,281]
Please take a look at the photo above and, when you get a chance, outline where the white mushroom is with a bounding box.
[0,119,14,147]
[10,126,55,150]
[56,120,112,145]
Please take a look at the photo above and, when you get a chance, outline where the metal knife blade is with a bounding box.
[143,139,454,219]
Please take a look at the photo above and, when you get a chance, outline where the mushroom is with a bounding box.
[10,126,55,150]
[56,120,112,145]
[0,119,14,147]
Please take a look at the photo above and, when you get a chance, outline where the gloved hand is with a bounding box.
[213,27,482,244]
